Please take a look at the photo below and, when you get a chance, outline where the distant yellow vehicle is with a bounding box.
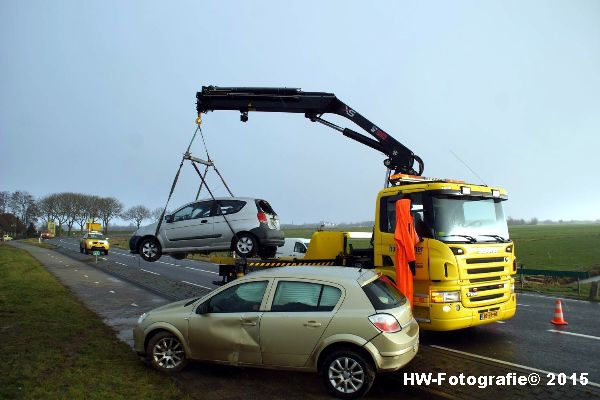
[2,234,13,242]
[80,231,109,255]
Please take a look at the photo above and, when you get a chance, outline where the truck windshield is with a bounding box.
[431,195,509,243]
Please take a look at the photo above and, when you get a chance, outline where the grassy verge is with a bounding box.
[22,238,59,249]
[0,243,188,400]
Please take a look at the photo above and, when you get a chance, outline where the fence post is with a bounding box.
[590,282,600,301]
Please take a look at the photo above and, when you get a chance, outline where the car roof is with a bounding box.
[243,266,377,286]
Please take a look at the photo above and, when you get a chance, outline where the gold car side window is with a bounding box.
[271,281,341,312]
[206,281,268,313]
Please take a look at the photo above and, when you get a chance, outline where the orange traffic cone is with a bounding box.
[550,299,568,325]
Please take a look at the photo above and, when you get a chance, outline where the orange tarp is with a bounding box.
[394,199,419,307]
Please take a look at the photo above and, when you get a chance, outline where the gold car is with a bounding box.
[80,231,109,255]
[134,266,419,399]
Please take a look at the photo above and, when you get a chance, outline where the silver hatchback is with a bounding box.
[129,197,284,261]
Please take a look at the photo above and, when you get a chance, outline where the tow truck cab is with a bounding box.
[374,175,517,331]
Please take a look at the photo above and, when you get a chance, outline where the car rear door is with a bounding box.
[210,200,248,248]
[259,279,343,367]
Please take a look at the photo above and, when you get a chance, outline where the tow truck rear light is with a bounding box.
[257,211,267,223]
[368,314,401,333]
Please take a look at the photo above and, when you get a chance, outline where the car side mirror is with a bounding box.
[196,302,209,315]
[165,214,174,223]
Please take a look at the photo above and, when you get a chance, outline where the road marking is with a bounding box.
[101,257,107,260]
[109,290,115,294]
[94,281,99,284]
[114,262,128,266]
[496,321,506,324]
[181,280,212,290]
[83,275,88,278]
[131,303,138,307]
[74,269,78,272]
[430,345,600,388]
[547,329,600,341]
[184,266,219,275]
[140,269,160,276]
[158,261,177,266]
[517,303,530,307]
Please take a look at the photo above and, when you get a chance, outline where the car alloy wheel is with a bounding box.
[139,237,161,262]
[328,357,365,395]
[153,337,185,369]
[147,331,187,373]
[322,349,374,399]
[234,234,257,257]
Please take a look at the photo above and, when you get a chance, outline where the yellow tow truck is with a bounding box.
[196,86,516,331]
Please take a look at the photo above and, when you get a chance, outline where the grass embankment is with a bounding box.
[0,244,188,400]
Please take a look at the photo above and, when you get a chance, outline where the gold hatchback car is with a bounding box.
[79,231,110,255]
[134,266,419,398]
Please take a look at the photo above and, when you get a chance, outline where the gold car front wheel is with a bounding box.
[147,331,188,373]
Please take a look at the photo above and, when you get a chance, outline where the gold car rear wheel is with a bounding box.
[322,349,375,399]
[147,331,188,373]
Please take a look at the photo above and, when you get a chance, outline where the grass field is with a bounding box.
[509,224,600,273]
[0,243,188,400]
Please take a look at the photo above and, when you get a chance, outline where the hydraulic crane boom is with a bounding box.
[196,86,424,175]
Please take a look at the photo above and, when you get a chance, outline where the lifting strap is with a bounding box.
[154,122,237,242]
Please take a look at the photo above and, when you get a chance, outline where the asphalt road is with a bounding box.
[49,236,600,396]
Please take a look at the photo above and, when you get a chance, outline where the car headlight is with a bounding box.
[137,313,147,324]
[430,291,461,303]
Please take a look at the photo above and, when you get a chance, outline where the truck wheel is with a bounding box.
[321,349,375,399]
[258,246,277,259]
[233,233,257,258]
[139,237,162,262]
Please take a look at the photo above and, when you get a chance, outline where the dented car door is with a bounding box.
[187,280,269,365]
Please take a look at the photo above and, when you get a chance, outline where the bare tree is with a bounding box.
[38,194,58,227]
[97,197,123,234]
[53,193,73,235]
[122,205,151,229]
[151,207,164,221]
[8,191,38,226]
[0,191,9,213]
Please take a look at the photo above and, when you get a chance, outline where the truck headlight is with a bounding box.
[510,283,515,294]
[430,291,460,303]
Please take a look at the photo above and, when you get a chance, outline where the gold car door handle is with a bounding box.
[242,320,257,326]
[303,321,322,328]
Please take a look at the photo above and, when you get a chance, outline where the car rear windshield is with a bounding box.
[362,278,407,310]
[256,199,276,215]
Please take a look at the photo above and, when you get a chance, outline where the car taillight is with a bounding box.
[257,211,267,223]
[368,314,401,333]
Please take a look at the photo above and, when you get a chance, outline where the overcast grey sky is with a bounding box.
[1,1,599,224]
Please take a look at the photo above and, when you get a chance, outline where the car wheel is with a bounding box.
[104,250,109,256]
[258,245,277,259]
[321,349,375,399]
[233,233,258,258]
[139,237,162,262]
[171,253,186,260]
[147,331,187,373]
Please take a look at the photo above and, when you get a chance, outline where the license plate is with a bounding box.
[479,311,498,320]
